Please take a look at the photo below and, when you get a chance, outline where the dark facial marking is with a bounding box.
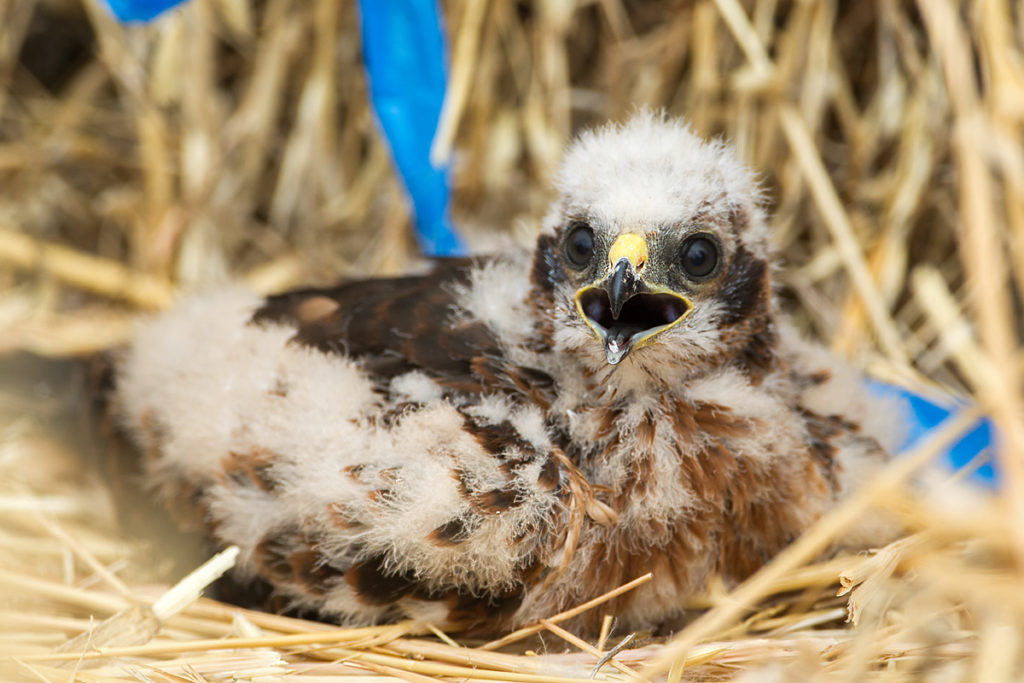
[530,232,568,295]
[717,245,768,325]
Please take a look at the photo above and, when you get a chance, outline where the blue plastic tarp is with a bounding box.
[870,382,996,488]
[357,0,465,256]
[104,0,466,256]
[103,0,186,22]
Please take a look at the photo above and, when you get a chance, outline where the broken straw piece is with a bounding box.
[151,545,240,621]
[53,545,240,660]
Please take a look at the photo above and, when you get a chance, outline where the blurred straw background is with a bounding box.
[2,0,1024,680]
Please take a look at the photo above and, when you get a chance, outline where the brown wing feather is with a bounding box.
[251,259,552,405]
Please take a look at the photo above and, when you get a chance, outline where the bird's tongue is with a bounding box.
[604,324,646,364]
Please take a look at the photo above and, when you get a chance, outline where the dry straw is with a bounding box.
[2,0,1023,680]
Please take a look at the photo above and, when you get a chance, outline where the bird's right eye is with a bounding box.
[564,222,595,268]
[679,233,720,279]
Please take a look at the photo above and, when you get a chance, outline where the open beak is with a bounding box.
[574,234,692,365]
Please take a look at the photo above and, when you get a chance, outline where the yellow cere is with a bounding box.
[608,233,648,269]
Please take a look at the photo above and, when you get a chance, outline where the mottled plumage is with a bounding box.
[114,113,899,635]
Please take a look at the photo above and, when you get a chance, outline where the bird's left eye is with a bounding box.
[679,234,720,279]
[564,222,595,268]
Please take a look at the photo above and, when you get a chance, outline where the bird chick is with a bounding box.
[114,113,900,635]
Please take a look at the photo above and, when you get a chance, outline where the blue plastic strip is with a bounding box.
[104,0,464,255]
[357,0,465,256]
[102,0,187,22]
[869,382,997,488]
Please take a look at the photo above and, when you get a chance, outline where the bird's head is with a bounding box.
[531,112,776,380]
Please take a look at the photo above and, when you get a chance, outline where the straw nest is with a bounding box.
[2,0,1024,680]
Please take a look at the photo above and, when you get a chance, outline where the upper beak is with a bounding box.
[607,257,644,319]
[606,232,648,318]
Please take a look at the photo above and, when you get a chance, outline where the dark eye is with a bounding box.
[679,234,720,279]
[564,222,595,268]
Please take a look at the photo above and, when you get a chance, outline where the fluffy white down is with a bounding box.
[776,325,909,549]
[456,254,535,345]
[116,287,560,605]
[547,111,769,257]
[116,288,378,480]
